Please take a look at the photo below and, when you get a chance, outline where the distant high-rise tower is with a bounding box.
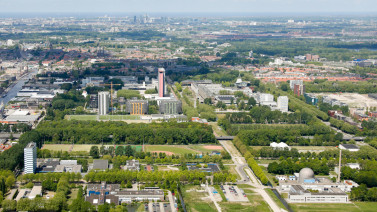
[158,68,166,97]
[98,91,110,115]
[24,142,37,174]
[134,16,137,23]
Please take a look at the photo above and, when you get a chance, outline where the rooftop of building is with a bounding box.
[93,160,109,170]
[25,142,36,149]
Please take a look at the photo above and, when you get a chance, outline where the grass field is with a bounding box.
[219,185,271,212]
[42,144,72,151]
[183,185,217,212]
[289,202,377,212]
[145,145,199,155]
[99,115,140,120]
[66,115,140,121]
[67,188,79,205]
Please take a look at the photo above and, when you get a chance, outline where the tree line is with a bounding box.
[84,169,236,185]
[36,120,216,145]
[233,137,269,185]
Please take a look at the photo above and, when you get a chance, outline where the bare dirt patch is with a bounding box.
[203,145,224,150]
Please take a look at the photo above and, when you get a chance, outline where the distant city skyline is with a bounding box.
[0,0,376,14]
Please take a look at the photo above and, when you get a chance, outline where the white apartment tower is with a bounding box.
[277,96,289,112]
[24,142,37,174]
[98,91,110,115]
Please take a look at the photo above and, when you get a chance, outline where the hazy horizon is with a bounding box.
[0,0,376,15]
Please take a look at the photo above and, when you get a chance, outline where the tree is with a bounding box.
[90,146,99,159]
[1,199,17,211]
[204,98,212,105]
[115,146,124,156]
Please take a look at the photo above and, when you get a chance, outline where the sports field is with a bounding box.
[145,145,200,155]
[289,202,377,212]
[66,115,140,121]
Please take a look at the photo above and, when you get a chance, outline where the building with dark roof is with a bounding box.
[93,160,109,170]
[339,144,359,152]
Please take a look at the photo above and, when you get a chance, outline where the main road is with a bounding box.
[0,69,37,106]
[219,140,283,212]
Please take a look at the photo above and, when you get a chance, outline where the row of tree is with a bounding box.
[84,169,236,184]
[329,118,359,134]
[36,120,216,145]
[237,128,343,146]
[233,137,269,185]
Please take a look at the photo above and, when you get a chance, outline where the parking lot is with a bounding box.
[146,202,171,212]
[222,185,249,202]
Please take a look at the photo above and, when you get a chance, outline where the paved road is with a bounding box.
[0,70,37,105]
[206,182,222,212]
[219,140,282,212]
[168,191,176,212]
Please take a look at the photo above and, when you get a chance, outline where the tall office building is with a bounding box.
[98,91,110,115]
[277,96,289,112]
[24,142,37,174]
[158,68,165,97]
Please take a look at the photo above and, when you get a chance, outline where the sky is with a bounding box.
[0,0,376,15]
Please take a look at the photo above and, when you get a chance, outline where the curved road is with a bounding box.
[219,140,283,212]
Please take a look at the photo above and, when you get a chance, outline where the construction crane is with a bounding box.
[99,82,122,115]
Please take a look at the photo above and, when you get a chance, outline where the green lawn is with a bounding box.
[42,144,72,151]
[219,186,270,212]
[66,115,140,121]
[145,145,199,155]
[67,188,79,205]
[99,115,140,120]
[289,202,377,212]
[66,115,98,121]
[182,185,217,212]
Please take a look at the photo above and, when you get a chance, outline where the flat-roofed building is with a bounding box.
[159,100,182,114]
[289,185,348,203]
[93,160,109,170]
[126,100,148,115]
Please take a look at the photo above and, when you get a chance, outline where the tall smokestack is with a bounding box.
[337,149,342,183]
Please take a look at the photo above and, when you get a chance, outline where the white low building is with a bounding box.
[270,142,291,150]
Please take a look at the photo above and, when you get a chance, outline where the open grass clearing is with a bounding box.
[289,202,377,212]
[182,185,217,212]
[145,145,199,155]
[219,188,270,212]
[42,144,72,152]
[67,188,79,205]
[66,115,141,121]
